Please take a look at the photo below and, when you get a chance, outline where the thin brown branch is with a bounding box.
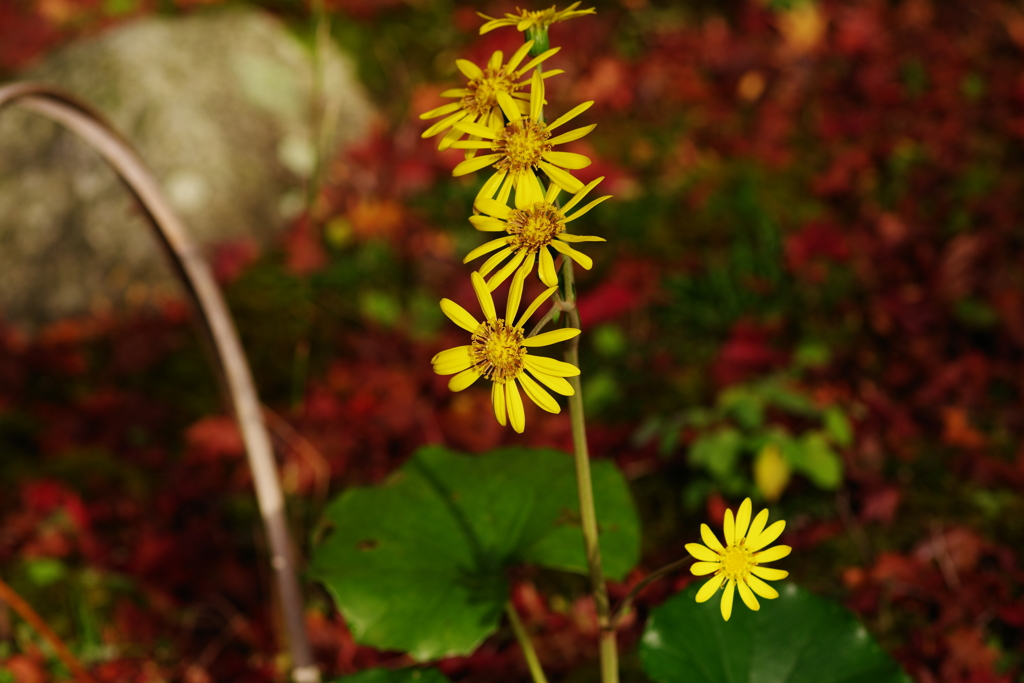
[608,557,692,630]
[0,577,98,683]
[0,83,320,683]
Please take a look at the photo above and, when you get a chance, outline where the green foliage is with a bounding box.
[309,446,640,660]
[331,668,452,683]
[638,360,851,504]
[640,583,911,683]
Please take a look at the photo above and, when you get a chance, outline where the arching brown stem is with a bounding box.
[0,83,320,683]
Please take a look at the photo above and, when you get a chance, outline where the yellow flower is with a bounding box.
[419,41,562,152]
[685,498,791,621]
[478,2,596,35]
[432,271,581,433]
[464,177,609,290]
[450,69,595,209]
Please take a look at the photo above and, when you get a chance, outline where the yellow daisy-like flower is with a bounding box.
[432,271,581,433]
[465,177,610,290]
[419,41,563,152]
[685,498,791,622]
[478,2,596,35]
[449,69,595,210]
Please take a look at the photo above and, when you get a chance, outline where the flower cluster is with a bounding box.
[422,5,606,433]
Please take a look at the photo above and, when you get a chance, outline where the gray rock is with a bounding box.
[0,9,373,325]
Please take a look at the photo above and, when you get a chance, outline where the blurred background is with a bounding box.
[1,0,1023,681]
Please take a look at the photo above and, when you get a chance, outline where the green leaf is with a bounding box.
[309,446,640,660]
[718,387,765,430]
[25,558,66,587]
[640,583,911,683]
[331,668,451,683]
[791,432,843,489]
[823,408,853,447]
[689,428,744,480]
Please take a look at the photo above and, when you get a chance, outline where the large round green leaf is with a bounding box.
[640,583,910,683]
[330,668,451,683]
[309,446,640,660]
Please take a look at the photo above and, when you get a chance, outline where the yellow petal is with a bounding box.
[747,574,780,599]
[544,181,561,202]
[496,91,521,123]
[753,545,791,564]
[690,561,721,576]
[496,172,514,205]
[471,271,496,320]
[529,69,544,122]
[750,566,788,581]
[700,523,724,552]
[432,345,472,365]
[735,498,752,543]
[475,197,512,220]
[746,509,770,546]
[518,372,559,414]
[464,237,510,263]
[492,381,507,426]
[486,249,527,290]
[516,286,557,328]
[448,368,480,392]
[506,262,527,321]
[514,46,560,76]
[724,508,736,547]
[451,140,495,150]
[720,579,736,621]
[695,574,725,603]
[749,520,786,552]
[487,50,503,71]
[437,122,467,150]
[433,357,473,375]
[475,169,507,206]
[440,299,480,333]
[548,124,597,146]
[538,161,583,194]
[453,121,498,139]
[420,101,463,120]
[526,368,574,396]
[453,154,501,177]
[478,247,513,277]
[549,239,593,269]
[547,100,594,131]
[506,380,526,433]
[564,195,611,223]
[558,233,605,243]
[542,150,592,170]
[506,40,535,72]
[514,170,544,210]
[423,110,468,138]
[469,215,508,232]
[561,176,604,213]
[522,355,580,378]
[522,328,580,347]
[737,580,760,611]
[685,543,721,563]
[440,88,467,98]
[456,59,483,80]
[538,246,559,287]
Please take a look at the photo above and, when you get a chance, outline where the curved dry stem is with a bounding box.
[608,557,692,630]
[0,82,320,683]
[0,577,98,683]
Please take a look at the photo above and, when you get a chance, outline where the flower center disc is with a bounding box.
[472,319,525,382]
[507,203,565,252]
[464,68,516,117]
[496,120,551,174]
[721,546,752,580]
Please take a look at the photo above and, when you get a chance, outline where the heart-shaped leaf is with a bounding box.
[310,446,639,660]
[640,582,910,683]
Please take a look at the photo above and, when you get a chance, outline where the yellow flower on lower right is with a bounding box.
[685,498,791,621]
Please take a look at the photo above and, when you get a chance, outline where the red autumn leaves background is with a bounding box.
[2,0,1024,681]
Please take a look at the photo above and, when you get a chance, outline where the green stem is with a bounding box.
[561,258,619,683]
[506,601,549,683]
